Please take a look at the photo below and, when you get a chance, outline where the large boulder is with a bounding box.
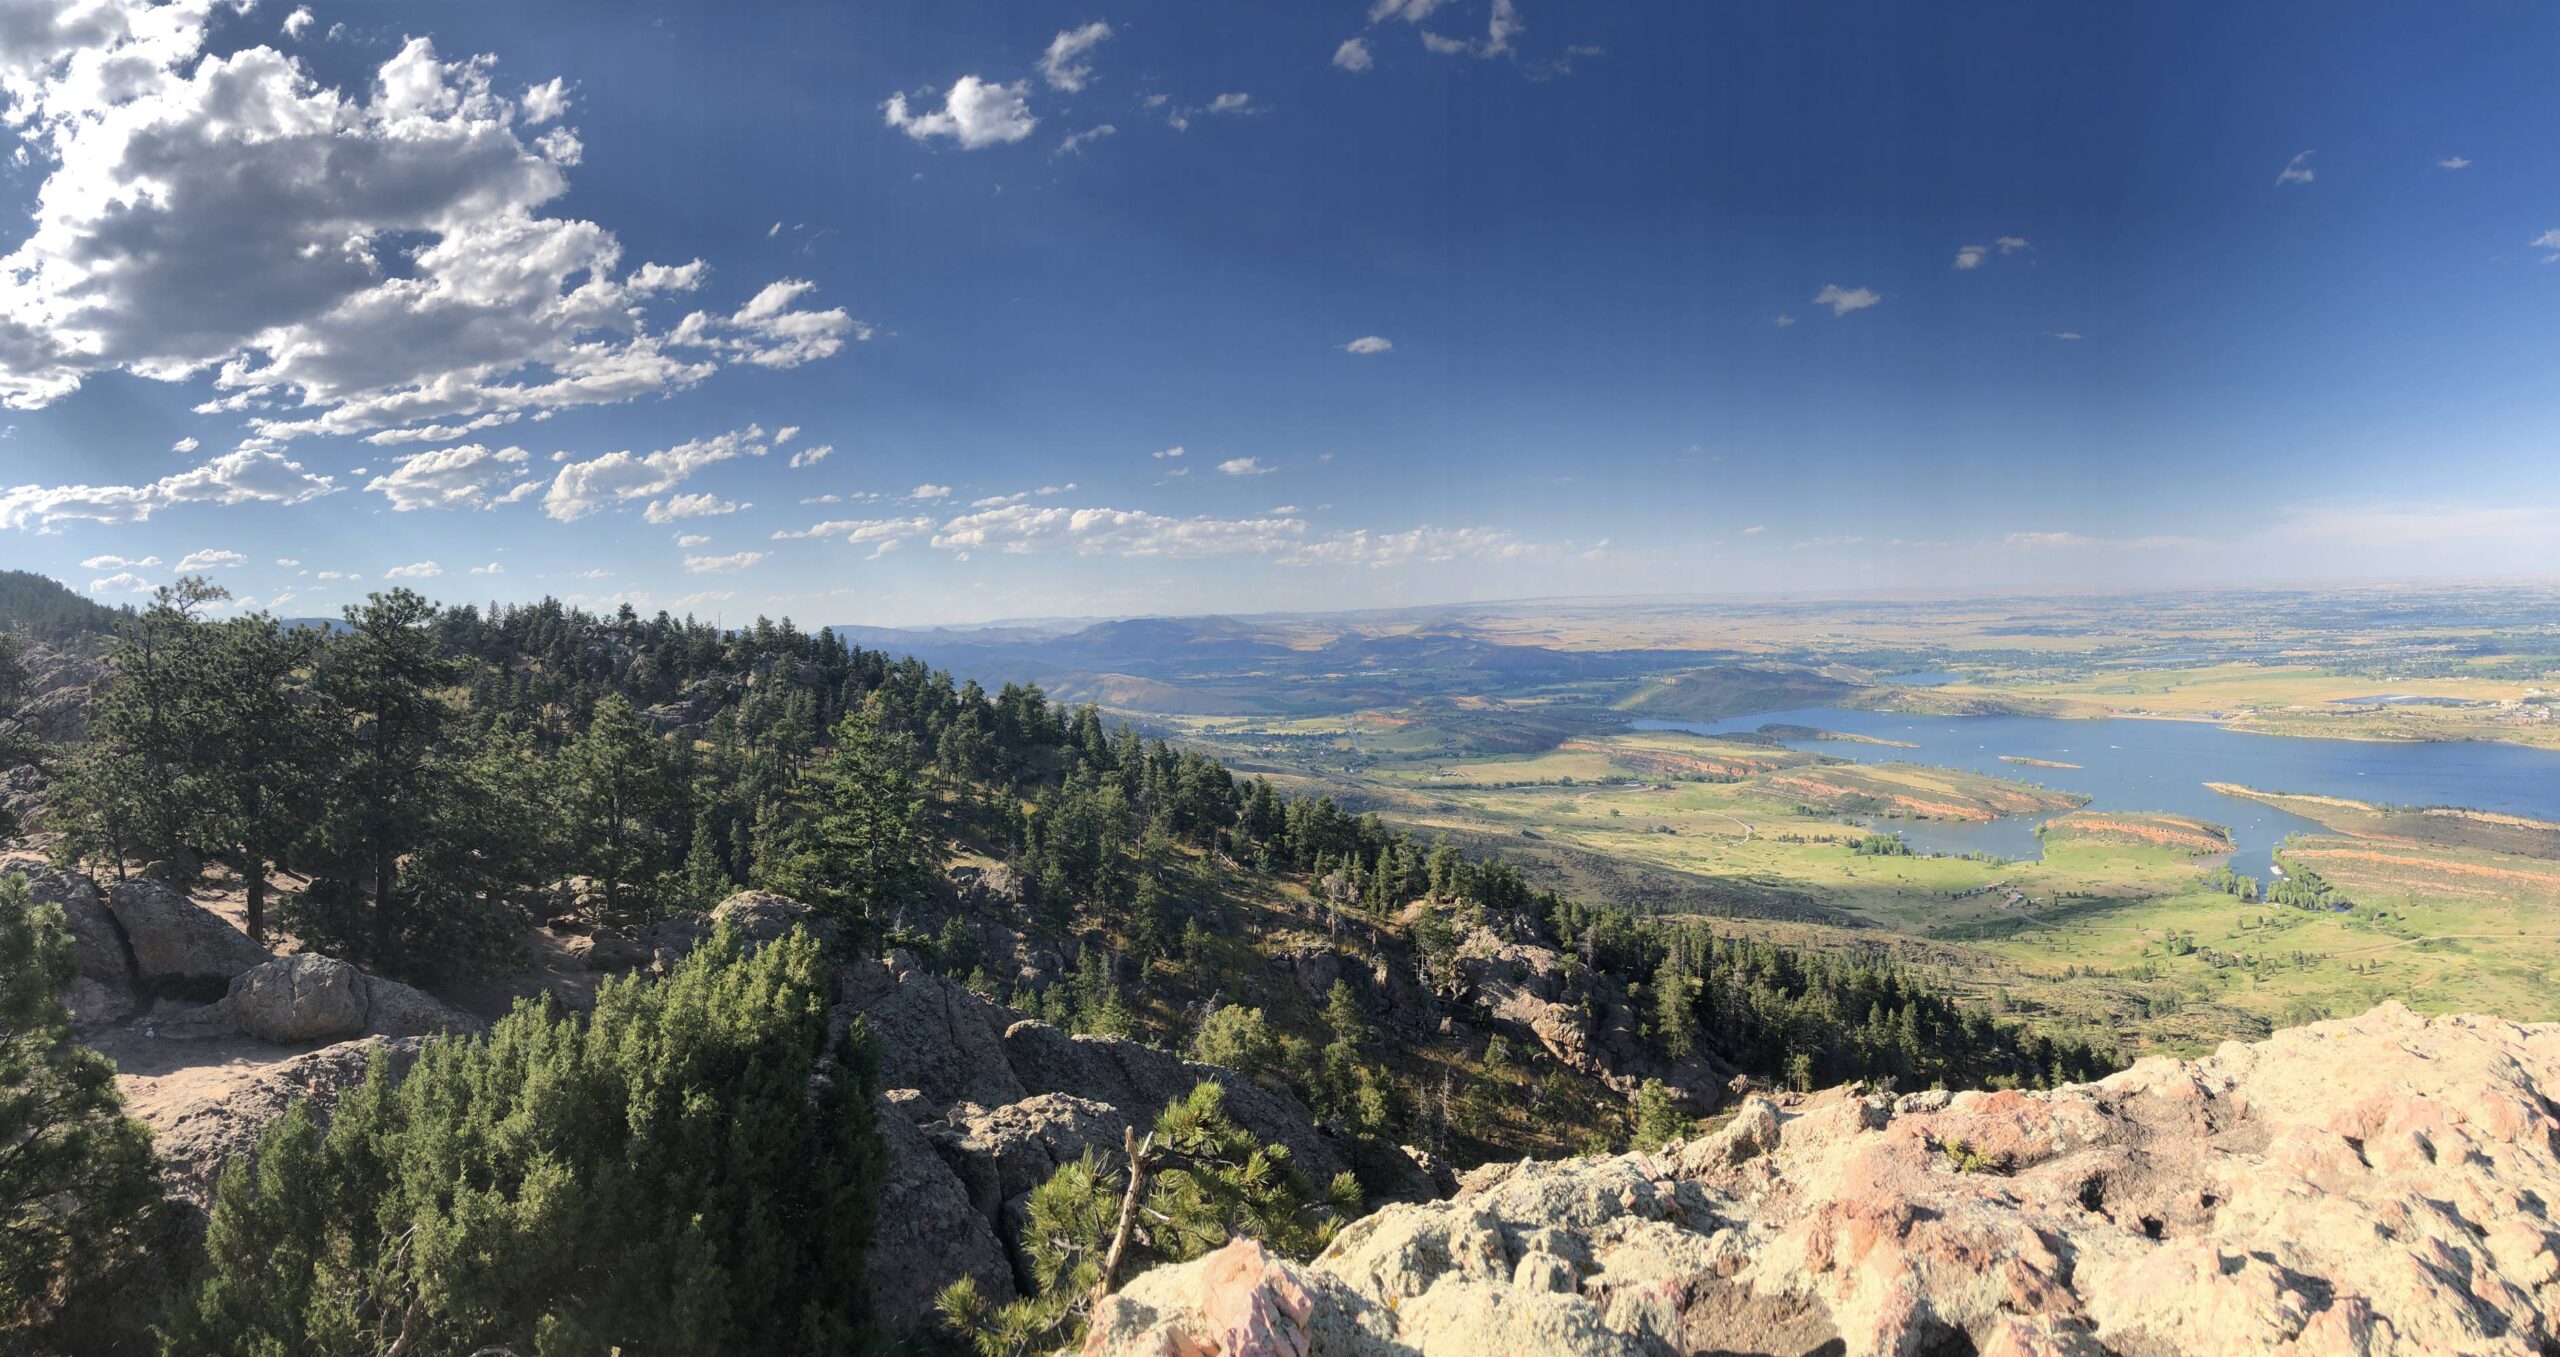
[640,911,711,972]
[710,889,841,950]
[14,863,131,987]
[869,1101,1018,1333]
[840,950,1029,1110]
[107,877,267,997]
[361,973,485,1038]
[553,923,649,972]
[925,1093,1133,1227]
[227,953,369,1043]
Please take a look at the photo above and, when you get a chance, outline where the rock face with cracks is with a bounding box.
[1083,1003,2560,1357]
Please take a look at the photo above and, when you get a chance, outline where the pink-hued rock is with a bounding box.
[1084,1003,2560,1357]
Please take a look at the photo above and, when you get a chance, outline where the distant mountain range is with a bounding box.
[828,613,1731,717]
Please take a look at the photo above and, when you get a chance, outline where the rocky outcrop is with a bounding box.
[105,877,268,997]
[143,1036,428,1212]
[1453,921,1733,1108]
[1001,1017,1351,1189]
[357,972,485,1038]
[924,1094,1133,1255]
[842,950,1031,1110]
[1085,1004,2560,1357]
[14,863,133,988]
[226,953,369,1042]
[870,1102,1022,1331]
[710,888,842,950]
[835,945,1385,1339]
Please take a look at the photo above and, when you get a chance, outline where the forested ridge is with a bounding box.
[1,579,2114,1353]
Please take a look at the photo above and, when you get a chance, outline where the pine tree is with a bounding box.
[313,589,455,967]
[564,692,675,920]
[1629,1078,1688,1150]
[0,874,165,1343]
[170,924,883,1356]
[937,1081,1357,1357]
[685,810,734,905]
[195,613,332,945]
[763,706,938,930]
[50,580,227,880]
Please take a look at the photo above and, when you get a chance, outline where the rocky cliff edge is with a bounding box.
[1085,1002,2560,1357]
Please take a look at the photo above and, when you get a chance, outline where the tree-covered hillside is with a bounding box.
[4,580,2116,1351]
[0,570,121,641]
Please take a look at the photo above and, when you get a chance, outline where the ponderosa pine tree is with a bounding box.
[0,874,165,1344]
[195,612,332,945]
[563,691,675,919]
[49,579,226,879]
[761,703,937,931]
[168,924,883,1357]
[313,589,454,966]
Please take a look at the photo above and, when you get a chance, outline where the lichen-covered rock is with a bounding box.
[12,863,130,987]
[870,1100,1017,1332]
[925,1093,1132,1225]
[841,949,1030,1111]
[360,973,484,1038]
[1085,1004,2560,1357]
[226,953,369,1042]
[107,877,267,996]
[1000,1017,1351,1189]
[62,974,134,1028]
[142,1036,426,1212]
[709,889,841,950]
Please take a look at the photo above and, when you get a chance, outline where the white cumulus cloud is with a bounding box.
[883,76,1037,149]
[2,450,339,530]
[544,426,770,521]
[366,445,534,511]
[0,7,859,441]
[643,492,744,523]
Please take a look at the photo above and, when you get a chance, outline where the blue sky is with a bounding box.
[0,0,2555,625]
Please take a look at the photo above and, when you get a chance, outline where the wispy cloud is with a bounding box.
[1038,22,1112,92]
[1813,284,1880,316]
[2275,150,2316,186]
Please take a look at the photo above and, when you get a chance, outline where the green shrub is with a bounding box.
[168,925,883,1356]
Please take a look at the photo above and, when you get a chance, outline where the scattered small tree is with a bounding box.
[938,1081,1358,1357]
[1629,1078,1690,1150]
